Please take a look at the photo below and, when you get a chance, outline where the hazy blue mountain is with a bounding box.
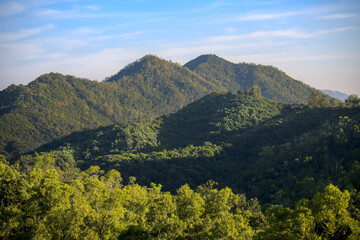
[320,89,349,101]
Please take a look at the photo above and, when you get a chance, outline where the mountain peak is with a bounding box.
[105,54,170,82]
[184,54,227,70]
[139,54,162,61]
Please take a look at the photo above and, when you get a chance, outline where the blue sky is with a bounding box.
[0,0,359,95]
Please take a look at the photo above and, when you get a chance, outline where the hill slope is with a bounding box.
[185,54,315,103]
[1,54,322,158]
[30,91,360,205]
[0,55,223,158]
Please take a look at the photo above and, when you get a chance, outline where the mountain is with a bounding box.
[321,89,349,101]
[0,54,324,159]
[35,89,283,158]
[104,54,224,112]
[0,55,222,158]
[29,90,360,205]
[185,54,315,104]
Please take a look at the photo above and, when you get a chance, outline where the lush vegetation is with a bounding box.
[27,90,360,208]
[1,54,322,159]
[0,55,218,158]
[2,154,360,239]
[185,54,318,104]
[1,54,358,239]
[1,84,359,239]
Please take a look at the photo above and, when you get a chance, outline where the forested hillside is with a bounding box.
[0,55,220,158]
[28,90,360,207]
[185,54,315,104]
[2,87,360,239]
[0,54,321,159]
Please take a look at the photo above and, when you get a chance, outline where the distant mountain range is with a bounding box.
[320,89,349,101]
[0,54,321,158]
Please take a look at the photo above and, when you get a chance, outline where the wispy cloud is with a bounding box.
[90,31,144,41]
[317,26,357,35]
[154,41,290,64]
[72,27,102,35]
[0,47,145,86]
[192,0,227,12]
[226,53,356,64]
[0,42,45,63]
[232,5,350,22]
[0,1,25,16]
[208,26,356,43]
[85,5,99,11]
[0,24,54,42]
[224,27,236,33]
[236,11,306,21]
[36,8,77,19]
[209,29,313,42]
[320,13,357,19]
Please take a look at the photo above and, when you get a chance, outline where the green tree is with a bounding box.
[345,94,360,106]
[310,184,360,239]
[307,91,330,107]
[255,204,315,240]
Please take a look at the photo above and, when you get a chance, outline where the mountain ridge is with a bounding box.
[1,54,325,158]
[320,89,349,101]
[185,54,316,104]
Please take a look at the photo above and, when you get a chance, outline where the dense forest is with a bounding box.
[22,90,360,207]
[1,55,324,159]
[1,54,359,239]
[185,54,316,104]
[1,153,360,239]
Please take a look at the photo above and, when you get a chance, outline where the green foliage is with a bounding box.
[0,55,220,158]
[1,156,261,240]
[1,54,322,159]
[1,155,359,239]
[185,54,317,104]
[307,90,337,107]
[257,185,360,240]
[2,54,359,239]
[345,94,360,106]
[26,91,360,206]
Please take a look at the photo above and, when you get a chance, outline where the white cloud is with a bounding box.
[85,5,99,11]
[0,1,25,16]
[317,27,357,35]
[72,27,102,35]
[90,31,144,41]
[270,29,313,38]
[224,27,236,33]
[0,47,146,90]
[208,26,356,43]
[209,29,313,42]
[36,8,74,18]
[235,10,307,21]
[153,41,291,64]
[320,13,357,19]
[192,0,227,12]
[230,5,349,22]
[225,53,356,64]
[0,24,54,42]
